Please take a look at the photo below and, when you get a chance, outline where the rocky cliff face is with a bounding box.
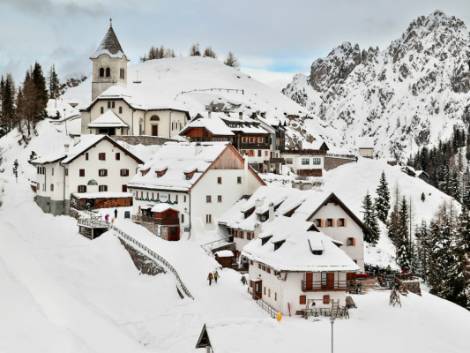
[283,11,470,160]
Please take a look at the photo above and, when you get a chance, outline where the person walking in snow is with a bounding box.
[207,272,213,286]
[213,270,219,284]
[241,275,247,286]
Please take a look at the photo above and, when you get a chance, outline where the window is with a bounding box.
[111,101,115,109]
[120,169,129,176]
[263,287,266,295]
[98,169,108,177]
[312,157,321,165]
[77,185,87,193]
[184,195,187,202]
[299,295,306,305]
[347,237,356,246]
[50,184,54,191]
[124,211,130,219]
[51,168,54,176]
[118,106,123,114]
[181,214,185,223]
[98,153,106,161]
[285,158,293,164]
[326,218,333,227]
[99,68,104,77]
[275,292,277,301]
[217,195,222,203]
[337,218,345,227]
[205,214,212,224]
[115,152,120,160]
[99,185,108,192]
[217,176,222,184]
[321,272,327,286]
[105,67,110,77]
[100,107,104,114]
[120,68,125,79]
[268,288,271,297]
[122,185,127,192]
[258,137,264,143]
[107,101,111,109]
[206,195,212,203]
[150,115,160,121]
[257,150,262,157]
[85,153,89,161]
[79,169,85,177]
[65,169,68,176]
[314,219,322,227]
[237,176,242,184]
[301,158,310,165]
[323,295,330,305]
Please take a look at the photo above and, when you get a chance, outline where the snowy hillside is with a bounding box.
[283,11,470,159]
[63,56,328,148]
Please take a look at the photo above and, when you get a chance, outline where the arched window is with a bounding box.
[99,68,105,77]
[119,106,123,114]
[105,67,111,77]
[150,115,160,121]
[120,68,125,79]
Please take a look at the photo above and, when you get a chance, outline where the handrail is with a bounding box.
[256,298,277,318]
[109,225,194,300]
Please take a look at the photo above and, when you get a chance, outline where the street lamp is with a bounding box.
[330,315,335,353]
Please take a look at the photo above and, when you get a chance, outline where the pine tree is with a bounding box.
[224,51,239,68]
[415,221,431,280]
[448,169,460,200]
[189,43,201,56]
[48,65,60,99]
[375,171,390,223]
[203,47,217,58]
[361,192,380,245]
[395,197,413,271]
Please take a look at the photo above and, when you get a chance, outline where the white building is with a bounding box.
[80,22,189,138]
[32,135,143,215]
[127,141,265,239]
[218,185,369,271]
[243,216,358,315]
[281,139,329,177]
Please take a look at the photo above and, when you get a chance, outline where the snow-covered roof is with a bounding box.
[88,110,128,128]
[180,115,234,136]
[215,250,234,258]
[71,192,132,199]
[128,141,230,192]
[34,135,143,166]
[242,216,358,272]
[151,203,177,213]
[90,24,127,60]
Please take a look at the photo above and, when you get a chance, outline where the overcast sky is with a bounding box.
[0,0,469,86]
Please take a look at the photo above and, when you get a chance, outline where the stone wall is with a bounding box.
[112,135,176,146]
[324,156,357,171]
[34,195,67,215]
[119,239,165,275]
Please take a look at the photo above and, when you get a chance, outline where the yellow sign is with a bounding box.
[276,311,282,322]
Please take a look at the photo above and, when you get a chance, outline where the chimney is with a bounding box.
[268,202,275,222]
[254,222,261,238]
[239,112,243,120]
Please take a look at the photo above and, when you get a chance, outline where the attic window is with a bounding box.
[184,168,197,180]
[261,235,272,246]
[155,168,168,178]
[140,168,150,176]
[273,240,285,251]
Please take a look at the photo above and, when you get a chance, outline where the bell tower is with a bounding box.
[90,19,129,100]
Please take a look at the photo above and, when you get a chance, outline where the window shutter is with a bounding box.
[299,295,306,305]
[323,295,330,305]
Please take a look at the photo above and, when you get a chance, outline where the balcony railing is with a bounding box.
[301,280,348,292]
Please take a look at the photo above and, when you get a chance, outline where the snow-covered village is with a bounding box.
[0,1,469,352]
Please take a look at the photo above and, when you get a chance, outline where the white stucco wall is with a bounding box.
[282,153,324,172]
[91,55,128,100]
[310,203,365,272]
[35,162,66,201]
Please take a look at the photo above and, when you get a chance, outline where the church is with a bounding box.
[80,21,190,138]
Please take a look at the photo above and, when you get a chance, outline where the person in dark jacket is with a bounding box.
[213,270,219,284]
[114,209,118,219]
[207,272,213,286]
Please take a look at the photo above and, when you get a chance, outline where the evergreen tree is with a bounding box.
[0,74,16,133]
[396,197,413,271]
[203,47,217,58]
[448,169,460,200]
[189,43,201,56]
[224,51,239,68]
[48,65,60,99]
[375,171,390,223]
[361,192,380,245]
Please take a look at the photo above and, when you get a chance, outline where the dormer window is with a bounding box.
[273,240,285,251]
[155,168,167,178]
[184,167,197,180]
[140,168,150,176]
[261,235,272,246]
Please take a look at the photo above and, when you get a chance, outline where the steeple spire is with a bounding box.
[90,20,127,59]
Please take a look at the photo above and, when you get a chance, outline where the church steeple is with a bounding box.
[90,20,129,100]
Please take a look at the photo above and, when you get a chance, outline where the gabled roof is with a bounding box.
[88,110,128,128]
[90,23,127,60]
[180,115,234,136]
[242,216,359,272]
[60,135,143,165]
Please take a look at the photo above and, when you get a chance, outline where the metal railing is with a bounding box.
[110,225,194,300]
[200,237,231,257]
[301,280,348,292]
[77,217,109,229]
[255,298,277,319]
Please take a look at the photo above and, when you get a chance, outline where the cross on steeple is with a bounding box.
[109,17,112,28]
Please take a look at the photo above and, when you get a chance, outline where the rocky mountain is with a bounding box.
[283,11,470,160]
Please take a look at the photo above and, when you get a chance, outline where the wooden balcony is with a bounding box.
[301,280,348,292]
